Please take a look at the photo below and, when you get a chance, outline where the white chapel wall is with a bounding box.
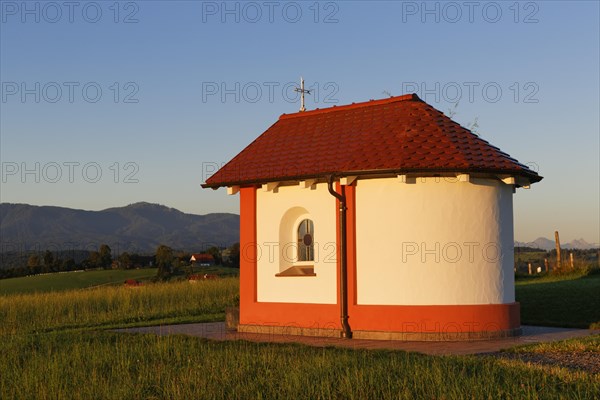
[256,183,337,304]
[355,177,515,305]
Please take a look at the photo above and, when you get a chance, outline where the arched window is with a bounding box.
[297,219,314,262]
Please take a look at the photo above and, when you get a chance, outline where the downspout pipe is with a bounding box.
[327,175,352,339]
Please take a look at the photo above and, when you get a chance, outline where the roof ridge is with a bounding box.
[279,93,422,120]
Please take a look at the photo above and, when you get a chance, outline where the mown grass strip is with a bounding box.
[0,269,160,295]
[516,274,600,329]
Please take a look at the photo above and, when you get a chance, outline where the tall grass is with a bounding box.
[0,278,239,335]
[1,332,598,400]
[0,276,598,399]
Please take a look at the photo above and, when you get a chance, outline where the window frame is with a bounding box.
[296,218,315,263]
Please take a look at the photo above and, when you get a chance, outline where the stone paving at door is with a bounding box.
[116,323,599,356]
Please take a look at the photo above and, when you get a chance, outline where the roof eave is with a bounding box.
[202,168,542,190]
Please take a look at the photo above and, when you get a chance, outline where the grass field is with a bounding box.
[0,265,239,295]
[182,265,240,278]
[1,331,598,400]
[0,268,158,295]
[0,272,598,398]
[0,278,239,335]
[515,251,547,263]
[516,272,600,329]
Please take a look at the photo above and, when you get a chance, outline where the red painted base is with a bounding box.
[240,301,520,336]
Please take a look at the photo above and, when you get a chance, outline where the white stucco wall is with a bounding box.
[256,183,337,304]
[355,177,515,305]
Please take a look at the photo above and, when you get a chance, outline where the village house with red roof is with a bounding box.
[203,93,542,340]
[190,253,215,266]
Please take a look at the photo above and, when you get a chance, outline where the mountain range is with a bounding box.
[515,237,599,251]
[1,202,597,254]
[0,202,239,254]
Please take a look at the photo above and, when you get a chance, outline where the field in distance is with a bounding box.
[0,265,240,295]
[0,268,158,295]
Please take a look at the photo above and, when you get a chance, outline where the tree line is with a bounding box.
[0,242,240,280]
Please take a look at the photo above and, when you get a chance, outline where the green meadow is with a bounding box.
[0,273,598,399]
[516,271,600,329]
[0,268,158,295]
[0,265,239,296]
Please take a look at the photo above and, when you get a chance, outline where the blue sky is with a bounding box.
[1,1,598,243]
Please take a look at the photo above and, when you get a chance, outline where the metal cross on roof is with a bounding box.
[294,77,311,112]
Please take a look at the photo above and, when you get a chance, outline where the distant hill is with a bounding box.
[2,202,596,255]
[0,202,239,254]
[515,237,599,251]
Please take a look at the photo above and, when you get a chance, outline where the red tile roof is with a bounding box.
[190,253,215,262]
[204,94,542,188]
